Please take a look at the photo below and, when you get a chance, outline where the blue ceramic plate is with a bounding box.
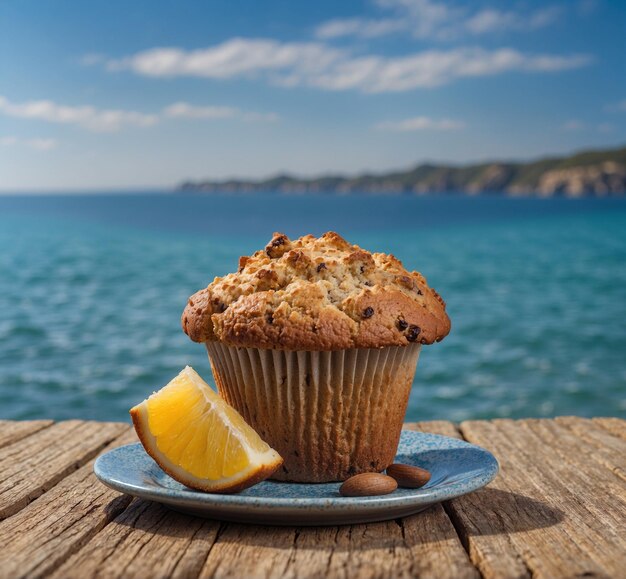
[94,431,498,526]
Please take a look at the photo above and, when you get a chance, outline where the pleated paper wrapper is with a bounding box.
[206,342,421,482]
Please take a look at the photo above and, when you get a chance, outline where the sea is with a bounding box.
[1,192,625,423]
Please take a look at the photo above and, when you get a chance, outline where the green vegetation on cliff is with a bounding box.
[179,145,626,196]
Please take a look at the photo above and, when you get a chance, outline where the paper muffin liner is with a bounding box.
[205,342,421,483]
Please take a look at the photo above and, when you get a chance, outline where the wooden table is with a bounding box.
[0,417,624,579]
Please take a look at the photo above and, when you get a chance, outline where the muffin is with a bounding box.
[182,232,450,482]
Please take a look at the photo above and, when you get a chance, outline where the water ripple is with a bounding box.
[0,194,625,421]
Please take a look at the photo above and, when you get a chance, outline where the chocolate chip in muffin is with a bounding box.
[182,231,451,349]
[265,234,289,258]
[396,274,415,289]
[406,325,421,342]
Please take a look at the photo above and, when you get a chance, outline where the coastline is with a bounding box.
[178,144,626,198]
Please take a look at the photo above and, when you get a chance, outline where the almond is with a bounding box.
[386,463,431,488]
[339,473,398,497]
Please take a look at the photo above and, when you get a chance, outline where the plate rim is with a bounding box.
[94,431,499,511]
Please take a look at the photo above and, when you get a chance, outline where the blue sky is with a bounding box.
[1,0,625,191]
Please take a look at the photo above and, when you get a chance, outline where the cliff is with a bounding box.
[178,145,626,197]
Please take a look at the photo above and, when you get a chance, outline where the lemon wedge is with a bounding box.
[130,366,283,493]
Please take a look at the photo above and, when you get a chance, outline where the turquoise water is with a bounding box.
[1,193,625,423]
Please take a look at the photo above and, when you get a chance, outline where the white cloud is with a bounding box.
[0,95,158,132]
[26,138,58,150]
[108,38,343,79]
[0,135,57,150]
[316,18,405,39]
[465,6,561,35]
[375,116,465,131]
[163,102,237,119]
[0,95,279,135]
[562,120,615,133]
[315,0,562,41]
[285,48,590,92]
[375,0,456,39]
[163,102,278,122]
[106,41,591,93]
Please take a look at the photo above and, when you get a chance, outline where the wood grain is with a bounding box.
[0,420,128,519]
[204,420,477,579]
[0,427,137,579]
[51,420,478,579]
[50,499,222,579]
[0,417,624,579]
[0,419,53,449]
[456,418,626,579]
[195,511,479,579]
[192,419,477,579]
[554,416,626,482]
[593,417,626,440]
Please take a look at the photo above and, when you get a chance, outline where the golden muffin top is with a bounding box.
[182,231,450,351]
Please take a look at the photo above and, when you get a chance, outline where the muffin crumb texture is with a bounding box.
[182,231,450,350]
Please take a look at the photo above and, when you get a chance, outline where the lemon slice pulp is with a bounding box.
[130,366,282,493]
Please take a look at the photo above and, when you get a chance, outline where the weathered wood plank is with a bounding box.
[195,420,478,579]
[553,416,626,482]
[198,524,300,579]
[2,417,624,579]
[454,418,626,579]
[286,514,476,579]
[49,420,478,579]
[49,499,221,579]
[0,419,53,449]
[519,419,626,536]
[195,512,479,579]
[593,417,626,440]
[292,519,438,579]
[408,423,533,577]
[0,420,128,519]
[0,428,138,579]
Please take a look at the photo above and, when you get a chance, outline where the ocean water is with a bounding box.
[1,193,625,423]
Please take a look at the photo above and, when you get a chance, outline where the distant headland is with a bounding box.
[178,145,626,197]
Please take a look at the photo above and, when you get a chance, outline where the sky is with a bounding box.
[1,0,625,191]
